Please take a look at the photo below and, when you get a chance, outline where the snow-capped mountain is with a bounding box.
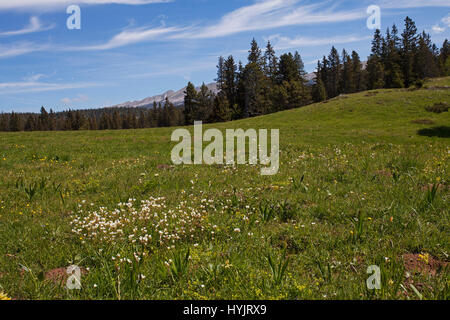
[109,83,218,108]
[108,71,317,109]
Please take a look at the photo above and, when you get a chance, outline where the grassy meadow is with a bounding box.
[0,77,449,300]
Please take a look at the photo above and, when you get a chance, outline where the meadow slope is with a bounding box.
[0,77,449,300]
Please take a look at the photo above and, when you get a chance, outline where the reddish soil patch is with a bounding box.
[426,86,450,91]
[157,164,174,170]
[402,254,448,277]
[45,267,88,285]
[374,169,393,178]
[420,184,448,192]
[411,119,435,125]
[93,137,115,141]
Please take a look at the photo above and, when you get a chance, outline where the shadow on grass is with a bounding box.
[417,126,450,138]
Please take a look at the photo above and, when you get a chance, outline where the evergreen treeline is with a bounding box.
[1,17,448,132]
[0,98,184,132]
[185,17,449,124]
[184,40,312,124]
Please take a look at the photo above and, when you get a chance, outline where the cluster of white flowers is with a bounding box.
[70,196,215,246]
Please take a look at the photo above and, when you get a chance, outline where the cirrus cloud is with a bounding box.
[0,16,54,37]
[376,0,450,8]
[172,0,366,40]
[267,33,372,50]
[0,42,50,58]
[0,80,104,94]
[61,94,90,104]
[63,26,184,51]
[0,0,172,11]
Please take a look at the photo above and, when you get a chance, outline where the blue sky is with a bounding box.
[0,0,449,112]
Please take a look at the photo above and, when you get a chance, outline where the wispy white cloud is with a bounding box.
[0,0,172,11]
[377,0,450,8]
[64,26,184,51]
[432,25,446,34]
[0,1,372,54]
[0,42,49,58]
[268,33,371,50]
[0,81,104,94]
[3,0,446,56]
[61,94,90,104]
[442,15,450,27]
[23,73,47,82]
[171,0,365,39]
[431,14,450,34]
[0,25,182,57]
[0,16,54,36]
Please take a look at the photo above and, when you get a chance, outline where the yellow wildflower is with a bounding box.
[418,253,430,265]
[0,291,11,300]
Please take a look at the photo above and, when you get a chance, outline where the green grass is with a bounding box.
[0,78,449,300]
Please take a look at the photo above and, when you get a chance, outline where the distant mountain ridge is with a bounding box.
[108,72,316,109]
[109,83,218,109]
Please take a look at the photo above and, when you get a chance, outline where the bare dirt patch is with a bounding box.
[411,119,435,125]
[425,86,450,91]
[403,254,448,277]
[157,164,174,170]
[93,137,115,141]
[365,91,379,97]
[420,183,448,192]
[45,267,88,285]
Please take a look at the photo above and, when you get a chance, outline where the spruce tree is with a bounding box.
[38,106,49,131]
[242,62,266,117]
[197,83,214,122]
[294,51,307,80]
[184,82,198,125]
[372,29,384,57]
[216,56,225,90]
[264,41,278,82]
[112,110,121,129]
[439,39,450,75]
[340,49,353,93]
[235,61,246,119]
[211,93,231,123]
[367,56,385,89]
[167,100,178,127]
[48,109,56,131]
[24,115,35,131]
[401,17,418,87]
[312,78,327,102]
[278,53,300,83]
[223,56,237,108]
[415,31,439,79]
[248,38,263,66]
[327,47,341,98]
[367,30,385,89]
[9,112,22,132]
[242,39,266,117]
[383,25,404,88]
